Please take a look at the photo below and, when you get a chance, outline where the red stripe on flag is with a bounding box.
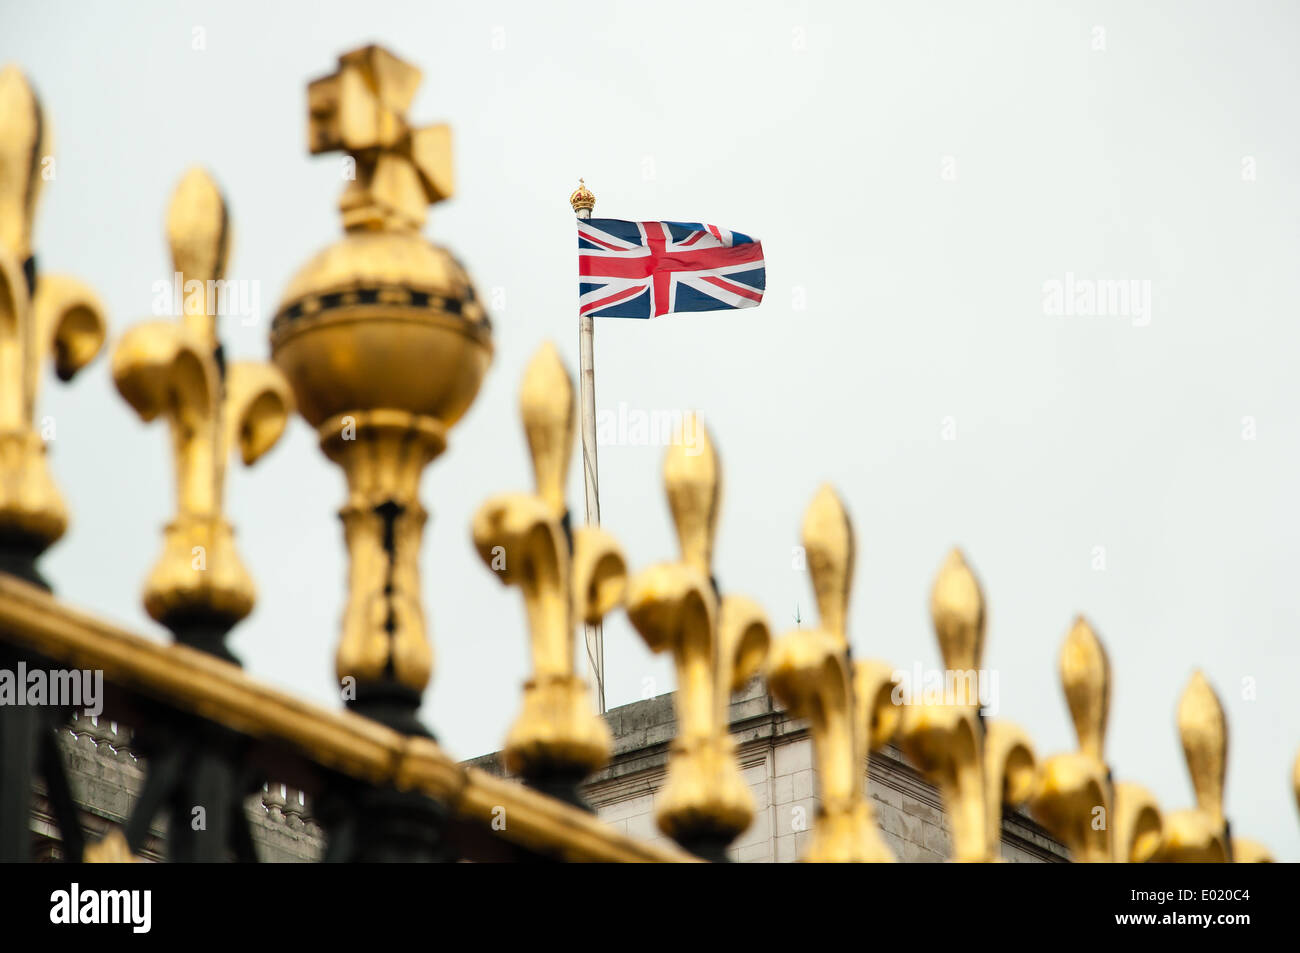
[702,275,763,303]
[580,283,645,316]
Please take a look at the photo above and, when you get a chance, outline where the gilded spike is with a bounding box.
[473,344,621,792]
[166,167,228,347]
[625,417,770,859]
[1031,617,1164,862]
[899,549,1036,861]
[0,66,106,581]
[112,168,291,655]
[1155,671,1230,861]
[801,483,853,648]
[766,485,896,861]
[1060,616,1109,761]
[663,412,719,576]
[1154,672,1273,862]
[930,548,985,673]
[1178,670,1226,826]
[520,342,574,521]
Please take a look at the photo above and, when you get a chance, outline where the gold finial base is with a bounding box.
[803,802,895,863]
[504,674,612,779]
[322,409,444,695]
[0,430,69,555]
[142,515,256,631]
[655,734,754,847]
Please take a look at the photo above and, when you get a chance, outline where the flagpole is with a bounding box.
[570,179,605,715]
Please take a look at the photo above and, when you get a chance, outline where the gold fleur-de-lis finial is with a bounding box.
[1030,617,1164,862]
[307,45,452,233]
[0,66,107,580]
[112,168,292,655]
[897,550,1037,862]
[472,343,625,796]
[766,485,900,862]
[624,416,771,859]
[1156,671,1273,862]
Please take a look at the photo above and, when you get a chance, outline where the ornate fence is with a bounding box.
[0,47,1295,864]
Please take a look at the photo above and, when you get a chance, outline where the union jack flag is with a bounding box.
[578,218,765,318]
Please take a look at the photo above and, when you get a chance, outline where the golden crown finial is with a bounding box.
[1030,617,1164,862]
[112,169,292,653]
[472,343,625,792]
[0,65,107,580]
[898,550,1036,862]
[625,418,771,859]
[766,485,898,862]
[307,45,452,233]
[1154,671,1273,862]
[569,178,595,215]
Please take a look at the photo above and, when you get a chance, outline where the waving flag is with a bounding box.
[578,218,766,318]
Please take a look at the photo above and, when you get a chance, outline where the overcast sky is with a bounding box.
[4,0,1298,858]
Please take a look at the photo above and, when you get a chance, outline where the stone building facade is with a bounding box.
[38,682,1064,862]
[32,715,324,862]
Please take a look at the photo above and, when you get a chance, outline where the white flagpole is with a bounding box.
[571,179,605,714]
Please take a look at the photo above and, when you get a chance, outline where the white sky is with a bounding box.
[4,0,1298,858]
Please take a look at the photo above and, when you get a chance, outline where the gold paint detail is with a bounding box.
[0,66,106,554]
[112,169,292,628]
[472,344,619,778]
[766,485,896,861]
[626,415,771,849]
[899,549,1037,862]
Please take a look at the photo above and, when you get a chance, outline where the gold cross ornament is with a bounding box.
[307,45,452,233]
